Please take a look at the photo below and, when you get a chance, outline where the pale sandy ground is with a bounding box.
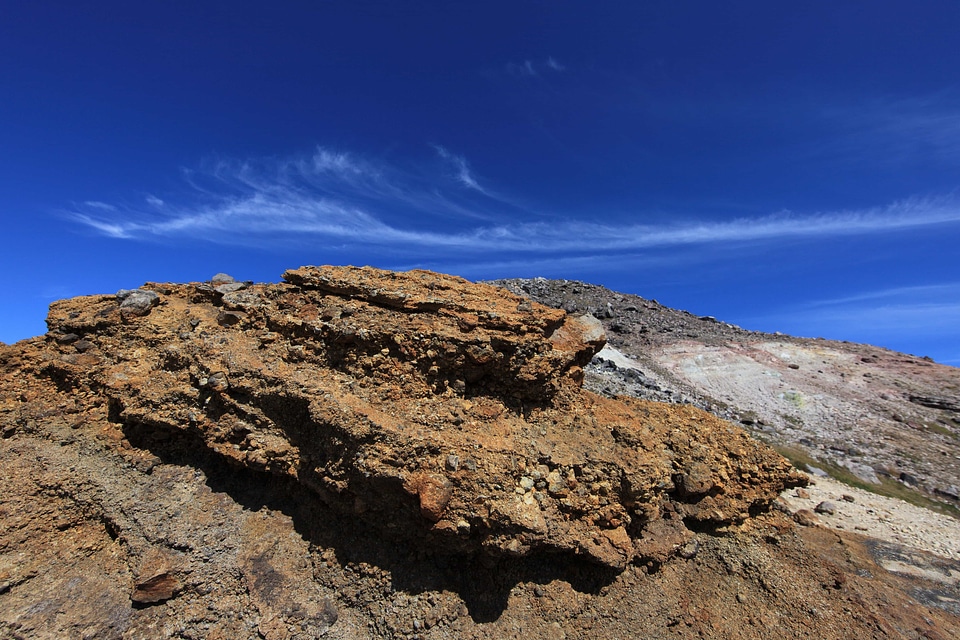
[779,476,960,561]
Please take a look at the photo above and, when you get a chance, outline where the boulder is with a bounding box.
[33,266,803,570]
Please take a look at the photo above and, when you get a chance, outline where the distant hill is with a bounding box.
[489,277,960,517]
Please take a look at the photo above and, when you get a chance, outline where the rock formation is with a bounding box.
[24,265,801,568]
[2,266,958,639]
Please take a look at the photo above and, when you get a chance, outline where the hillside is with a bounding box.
[1,266,958,639]
[489,277,960,518]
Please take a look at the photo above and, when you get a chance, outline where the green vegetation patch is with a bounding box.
[925,422,959,440]
[780,390,804,408]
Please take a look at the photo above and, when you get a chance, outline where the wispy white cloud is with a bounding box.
[83,201,116,211]
[145,194,165,207]
[506,58,565,77]
[435,145,488,193]
[68,148,960,258]
[800,283,960,309]
[741,282,960,363]
[507,60,537,77]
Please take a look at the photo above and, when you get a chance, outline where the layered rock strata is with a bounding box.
[7,266,802,571]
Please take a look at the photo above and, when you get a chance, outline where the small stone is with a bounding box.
[794,487,810,499]
[131,572,180,604]
[215,282,247,294]
[679,539,699,559]
[445,454,460,471]
[793,509,819,526]
[899,472,919,486]
[210,273,236,284]
[118,290,160,317]
[546,470,566,495]
[533,585,545,597]
[519,476,536,492]
[206,372,229,391]
[841,494,855,503]
[217,311,245,327]
[814,501,837,515]
[788,363,800,369]
[131,551,180,604]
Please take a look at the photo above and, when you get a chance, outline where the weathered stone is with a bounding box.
[131,550,180,604]
[909,395,960,412]
[814,501,838,515]
[210,273,236,284]
[117,289,160,317]
[21,266,803,571]
[215,281,247,294]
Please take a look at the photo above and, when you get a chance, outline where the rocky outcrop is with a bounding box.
[4,266,960,639]
[28,266,801,571]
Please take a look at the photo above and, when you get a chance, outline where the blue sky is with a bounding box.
[2,2,959,364]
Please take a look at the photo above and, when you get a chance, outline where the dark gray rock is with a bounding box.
[899,472,920,486]
[215,282,247,295]
[908,395,960,412]
[445,454,460,472]
[814,501,837,515]
[118,290,160,317]
[221,290,264,310]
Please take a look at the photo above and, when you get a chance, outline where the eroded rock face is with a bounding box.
[21,266,801,570]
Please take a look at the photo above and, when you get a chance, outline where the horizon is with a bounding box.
[2,2,959,365]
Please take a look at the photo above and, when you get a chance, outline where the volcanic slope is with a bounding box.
[489,277,960,518]
[1,266,958,639]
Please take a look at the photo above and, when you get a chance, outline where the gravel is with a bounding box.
[779,476,960,561]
